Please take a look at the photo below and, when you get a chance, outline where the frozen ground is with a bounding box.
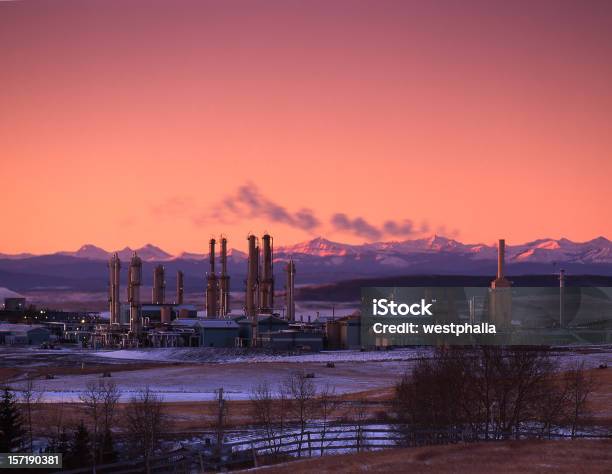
[5,345,612,404]
[11,360,409,402]
[93,347,431,363]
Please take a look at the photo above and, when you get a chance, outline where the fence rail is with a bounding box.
[60,423,612,474]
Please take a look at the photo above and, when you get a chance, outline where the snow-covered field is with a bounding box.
[12,358,410,403]
[6,345,612,404]
[93,347,431,363]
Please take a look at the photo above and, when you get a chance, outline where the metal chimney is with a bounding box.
[176,270,184,305]
[286,259,296,322]
[206,238,218,318]
[128,252,143,335]
[559,269,566,327]
[219,237,230,316]
[260,234,274,313]
[108,253,121,325]
[497,239,505,279]
[152,264,165,305]
[246,234,258,318]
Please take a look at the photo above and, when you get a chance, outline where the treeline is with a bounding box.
[392,346,599,443]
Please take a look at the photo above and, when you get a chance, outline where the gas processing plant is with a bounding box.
[93,234,302,349]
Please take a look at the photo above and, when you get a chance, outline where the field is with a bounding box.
[248,440,612,473]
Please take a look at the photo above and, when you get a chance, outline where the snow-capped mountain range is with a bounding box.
[2,235,612,265]
[2,236,612,292]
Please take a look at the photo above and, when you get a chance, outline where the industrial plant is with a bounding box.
[91,234,309,349]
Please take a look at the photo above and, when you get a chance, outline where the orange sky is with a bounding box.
[1,0,611,254]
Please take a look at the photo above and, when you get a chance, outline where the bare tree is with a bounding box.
[393,346,569,445]
[563,361,597,438]
[351,399,369,453]
[124,387,166,474]
[283,371,316,457]
[317,384,340,456]
[213,388,229,458]
[42,398,67,453]
[250,381,279,453]
[79,381,105,471]
[99,381,120,463]
[20,376,42,452]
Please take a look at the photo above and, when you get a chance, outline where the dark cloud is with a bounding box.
[383,219,414,236]
[216,183,320,231]
[331,213,382,240]
[155,184,451,241]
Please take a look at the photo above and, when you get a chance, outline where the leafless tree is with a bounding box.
[42,399,67,452]
[563,361,598,438]
[123,387,166,474]
[20,376,42,452]
[351,399,369,453]
[79,380,105,471]
[317,384,340,456]
[393,346,572,445]
[250,381,279,453]
[283,371,316,457]
[213,388,229,458]
[100,381,120,435]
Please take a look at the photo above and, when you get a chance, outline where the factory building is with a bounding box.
[174,319,240,347]
[4,297,26,311]
[259,330,324,352]
[0,323,51,345]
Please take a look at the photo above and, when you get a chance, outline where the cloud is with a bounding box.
[150,196,195,218]
[383,219,414,236]
[331,213,382,240]
[152,184,455,242]
[212,183,320,231]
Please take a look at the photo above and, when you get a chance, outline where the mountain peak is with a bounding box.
[278,237,358,257]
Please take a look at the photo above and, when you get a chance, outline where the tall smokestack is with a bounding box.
[128,252,143,335]
[497,239,505,279]
[176,270,184,305]
[206,238,218,318]
[559,269,565,327]
[219,237,230,316]
[246,234,258,318]
[108,253,121,325]
[259,234,274,313]
[286,259,296,322]
[152,264,165,304]
[246,234,258,346]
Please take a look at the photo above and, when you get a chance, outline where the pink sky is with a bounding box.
[1,0,611,254]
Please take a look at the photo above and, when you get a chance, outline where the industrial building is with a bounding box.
[0,323,51,345]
